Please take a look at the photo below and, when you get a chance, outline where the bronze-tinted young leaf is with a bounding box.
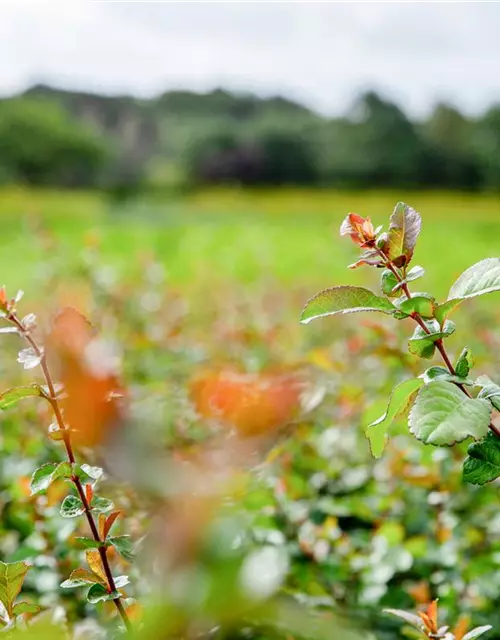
[86,550,108,585]
[0,561,30,616]
[463,433,500,485]
[386,202,421,263]
[300,286,395,324]
[0,385,44,410]
[103,512,121,540]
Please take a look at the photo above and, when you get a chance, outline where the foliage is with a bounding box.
[2,86,500,190]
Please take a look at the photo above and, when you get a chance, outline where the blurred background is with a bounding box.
[2,2,500,639]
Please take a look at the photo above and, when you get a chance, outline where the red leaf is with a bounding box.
[103,511,121,540]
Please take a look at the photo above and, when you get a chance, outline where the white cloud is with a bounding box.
[1,1,500,116]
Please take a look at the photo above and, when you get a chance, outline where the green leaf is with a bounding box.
[60,495,85,518]
[61,568,105,589]
[408,319,455,359]
[383,609,425,632]
[12,602,40,616]
[409,381,491,446]
[476,375,500,411]
[74,538,104,550]
[30,462,72,495]
[392,265,425,293]
[463,626,493,640]
[386,202,421,263]
[0,385,44,410]
[436,258,500,322]
[365,379,423,458]
[420,366,472,386]
[455,346,473,378]
[394,293,435,319]
[108,536,135,562]
[0,561,30,616]
[463,433,500,485]
[86,583,119,604]
[300,286,395,324]
[381,269,400,297]
[91,496,114,514]
[76,464,104,484]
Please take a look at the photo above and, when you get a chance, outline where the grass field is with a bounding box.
[2,187,500,301]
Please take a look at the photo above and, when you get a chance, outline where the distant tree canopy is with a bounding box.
[1,85,500,191]
[0,99,111,187]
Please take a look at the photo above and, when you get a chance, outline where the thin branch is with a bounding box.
[7,312,132,632]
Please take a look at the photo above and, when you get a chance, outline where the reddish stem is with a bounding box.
[7,313,132,631]
[378,255,500,438]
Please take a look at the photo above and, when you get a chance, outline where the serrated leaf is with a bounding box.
[86,550,108,585]
[436,258,500,322]
[409,381,491,446]
[408,319,455,359]
[12,602,40,616]
[0,385,44,410]
[86,583,118,604]
[462,626,493,640]
[300,286,395,324]
[395,293,435,319]
[421,366,472,386]
[383,608,425,631]
[386,202,421,263]
[60,495,85,518]
[365,379,423,458]
[60,568,105,589]
[30,462,71,495]
[456,347,473,378]
[74,537,104,550]
[108,536,135,562]
[0,562,30,617]
[91,496,114,514]
[463,433,500,485]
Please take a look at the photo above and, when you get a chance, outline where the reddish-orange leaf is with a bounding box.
[85,484,93,504]
[427,600,438,632]
[418,611,432,632]
[103,511,121,540]
[453,616,470,640]
[98,513,107,541]
[86,549,108,586]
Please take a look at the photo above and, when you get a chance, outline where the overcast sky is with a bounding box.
[2,1,500,117]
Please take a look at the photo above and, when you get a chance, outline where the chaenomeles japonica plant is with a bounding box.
[300,202,500,639]
[0,290,134,633]
[301,202,500,486]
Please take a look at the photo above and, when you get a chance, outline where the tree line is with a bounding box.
[1,86,499,191]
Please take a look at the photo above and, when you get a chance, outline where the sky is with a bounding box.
[2,1,500,117]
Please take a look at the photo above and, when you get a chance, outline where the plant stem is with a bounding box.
[7,312,132,632]
[379,256,500,438]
